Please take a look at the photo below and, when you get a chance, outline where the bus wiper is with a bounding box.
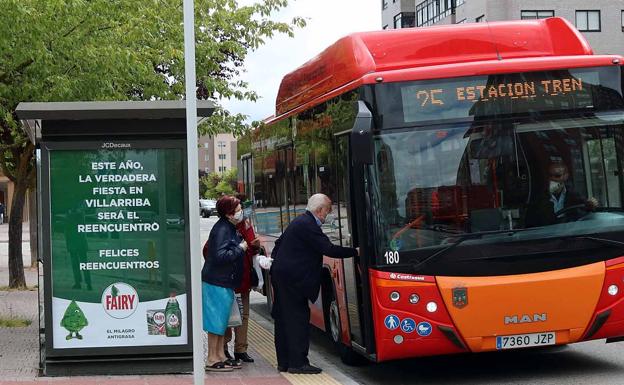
[459,234,624,263]
[593,207,624,213]
[564,235,624,248]
[411,228,538,271]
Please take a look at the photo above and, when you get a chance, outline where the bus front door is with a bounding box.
[335,134,366,349]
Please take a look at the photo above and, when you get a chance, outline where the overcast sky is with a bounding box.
[220,0,381,123]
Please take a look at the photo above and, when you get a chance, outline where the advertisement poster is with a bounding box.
[48,147,188,349]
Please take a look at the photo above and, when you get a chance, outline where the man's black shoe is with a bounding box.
[234,352,254,363]
[287,364,322,374]
[277,366,288,372]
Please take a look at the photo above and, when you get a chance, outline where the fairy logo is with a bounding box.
[101,282,139,319]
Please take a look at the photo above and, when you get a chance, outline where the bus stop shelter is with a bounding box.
[16,100,214,376]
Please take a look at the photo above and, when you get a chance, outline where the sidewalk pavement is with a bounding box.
[0,222,356,385]
[0,222,30,242]
[0,222,33,274]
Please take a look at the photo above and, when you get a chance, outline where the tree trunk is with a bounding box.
[8,177,27,289]
[29,188,38,268]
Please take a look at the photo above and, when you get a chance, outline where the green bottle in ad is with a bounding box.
[165,294,182,337]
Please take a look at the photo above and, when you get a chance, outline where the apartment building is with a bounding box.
[381,0,624,54]
[198,132,237,175]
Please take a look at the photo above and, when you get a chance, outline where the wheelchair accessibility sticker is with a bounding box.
[417,321,432,336]
[400,318,416,333]
[384,314,399,330]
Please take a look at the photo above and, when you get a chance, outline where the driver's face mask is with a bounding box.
[549,180,564,194]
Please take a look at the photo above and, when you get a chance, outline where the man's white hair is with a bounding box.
[306,193,330,212]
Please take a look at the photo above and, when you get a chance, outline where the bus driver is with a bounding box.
[525,161,598,227]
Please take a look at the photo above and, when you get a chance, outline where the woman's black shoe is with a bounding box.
[234,352,254,363]
[224,358,242,369]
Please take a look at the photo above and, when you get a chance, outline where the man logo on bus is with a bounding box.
[452,287,468,309]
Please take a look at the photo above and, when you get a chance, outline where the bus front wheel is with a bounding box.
[322,280,365,366]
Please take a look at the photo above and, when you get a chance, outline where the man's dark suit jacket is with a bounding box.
[525,188,585,227]
[271,210,357,302]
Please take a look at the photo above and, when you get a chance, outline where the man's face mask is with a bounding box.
[319,205,332,224]
[549,180,564,194]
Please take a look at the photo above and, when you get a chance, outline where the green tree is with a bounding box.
[0,0,304,288]
[201,168,238,199]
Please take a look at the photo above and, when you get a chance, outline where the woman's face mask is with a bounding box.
[233,210,244,223]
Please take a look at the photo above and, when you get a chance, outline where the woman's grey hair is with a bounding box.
[306,193,330,212]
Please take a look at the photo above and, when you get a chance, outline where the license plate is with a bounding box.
[496,332,556,350]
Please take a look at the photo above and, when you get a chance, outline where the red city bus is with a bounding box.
[237,17,624,363]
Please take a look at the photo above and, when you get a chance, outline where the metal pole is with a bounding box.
[182,1,204,384]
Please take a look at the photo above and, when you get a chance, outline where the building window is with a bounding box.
[203,142,209,148]
[576,10,600,32]
[394,13,402,29]
[621,10,624,31]
[218,154,226,160]
[218,166,227,172]
[476,15,485,23]
[521,10,554,20]
[205,154,210,161]
[416,0,464,27]
[382,0,387,10]
[392,13,415,29]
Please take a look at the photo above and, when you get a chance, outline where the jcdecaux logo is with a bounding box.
[101,282,139,319]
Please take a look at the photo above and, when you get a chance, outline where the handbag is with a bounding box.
[250,257,260,288]
[227,293,243,327]
[251,254,265,293]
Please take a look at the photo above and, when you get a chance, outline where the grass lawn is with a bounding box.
[0,317,32,327]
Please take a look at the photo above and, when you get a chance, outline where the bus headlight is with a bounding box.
[409,293,420,304]
[426,301,438,313]
[390,291,400,302]
[608,284,619,296]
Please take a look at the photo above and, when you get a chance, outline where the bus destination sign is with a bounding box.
[395,67,623,124]
[414,77,585,107]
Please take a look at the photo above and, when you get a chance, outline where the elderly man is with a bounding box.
[270,193,358,374]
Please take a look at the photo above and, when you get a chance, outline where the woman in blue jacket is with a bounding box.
[202,195,247,372]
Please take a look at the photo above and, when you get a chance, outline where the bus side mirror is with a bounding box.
[351,101,374,165]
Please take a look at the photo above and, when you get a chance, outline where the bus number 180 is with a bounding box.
[385,251,400,264]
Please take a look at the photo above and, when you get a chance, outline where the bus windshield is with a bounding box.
[370,66,624,273]
[371,113,624,271]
